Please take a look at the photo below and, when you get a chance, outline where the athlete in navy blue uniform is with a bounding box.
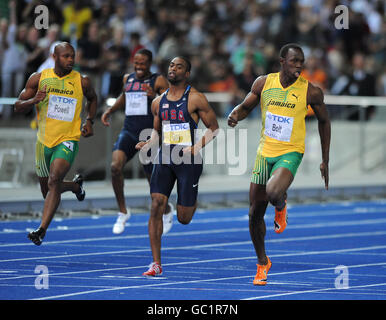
[101,49,170,234]
[136,56,219,276]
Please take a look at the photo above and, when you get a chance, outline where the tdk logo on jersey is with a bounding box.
[51,96,76,105]
[170,123,189,131]
[267,113,291,124]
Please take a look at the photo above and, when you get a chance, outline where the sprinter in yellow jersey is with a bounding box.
[14,42,97,245]
[228,43,330,286]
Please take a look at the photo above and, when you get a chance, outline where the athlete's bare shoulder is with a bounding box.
[188,86,207,99]
[251,75,268,96]
[122,73,130,83]
[20,72,41,95]
[152,94,164,104]
[80,74,92,90]
[150,94,164,115]
[80,74,97,101]
[188,86,209,108]
[27,72,42,87]
[307,81,324,106]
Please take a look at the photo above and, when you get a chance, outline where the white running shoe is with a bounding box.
[112,210,131,234]
[162,203,175,235]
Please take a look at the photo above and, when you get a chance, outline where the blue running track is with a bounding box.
[0,200,386,301]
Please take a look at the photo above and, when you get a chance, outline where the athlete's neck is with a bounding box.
[54,68,72,78]
[167,83,188,100]
[279,71,297,89]
[136,70,151,80]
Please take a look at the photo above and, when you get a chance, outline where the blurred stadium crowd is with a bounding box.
[0,0,385,120]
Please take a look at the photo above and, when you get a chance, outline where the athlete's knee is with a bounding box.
[265,184,285,206]
[151,194,168,213]
[177,214,192,225]
[177,207,195,225]
[47,174,62,190]
[110,161,123,177]
[249,202,266,221]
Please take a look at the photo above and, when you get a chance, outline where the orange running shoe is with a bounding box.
[253,257,272,286]
[274,201,288,234]
[143,262,163,276]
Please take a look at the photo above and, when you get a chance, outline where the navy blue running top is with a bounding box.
[158,85,199,164]
[123,72,159,135]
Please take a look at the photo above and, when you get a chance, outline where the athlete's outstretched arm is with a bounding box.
[308,83,331,190]
[228,75,266,127]
[81,75,98,137]
[14,72,43,113]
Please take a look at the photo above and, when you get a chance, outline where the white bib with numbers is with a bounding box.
[264,111,294,142]
[163,122,192,146]
[125,92,148,116]
[47,94,77,122]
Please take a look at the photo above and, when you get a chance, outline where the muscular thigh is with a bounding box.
[150,164,176,199]
[35,140,78,178]
[175,163,203,207]
[251,151,303,186]
[113,129,138,162]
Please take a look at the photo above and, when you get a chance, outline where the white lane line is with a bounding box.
[1,245,386,281]
[2,216,386,248]
[2,228,386,263]
[1,205,385,235]
[31,261,386,300]
[0,227,250,249]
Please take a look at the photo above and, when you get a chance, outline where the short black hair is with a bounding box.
[279,43,303,59]
[135,48,153,63]
[176,56,191,72]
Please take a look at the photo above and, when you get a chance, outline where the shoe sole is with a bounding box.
[143,272,163,277]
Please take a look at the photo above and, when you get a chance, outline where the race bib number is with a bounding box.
[125,92,148,116]
[264,111,294,142]
[163,122,192,146]
[47,94,77,122]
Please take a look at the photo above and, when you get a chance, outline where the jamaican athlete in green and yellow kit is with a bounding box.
[35,68,84,177]
[252,72,308,185]
[227,44,331,286]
